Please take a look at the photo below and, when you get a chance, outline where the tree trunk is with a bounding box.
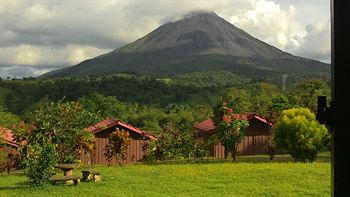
[232,144,238,161]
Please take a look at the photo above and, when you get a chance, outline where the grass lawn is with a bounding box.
[0,154,331,197]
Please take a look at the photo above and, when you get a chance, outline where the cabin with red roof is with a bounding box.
[194,113,272,157]
[0,127,18,170]
[81,118,156,165]
[0,127,18,150]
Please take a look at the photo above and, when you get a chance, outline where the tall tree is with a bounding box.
[212,98,249,161]
[288,79,330,113]
[221,88,252,113]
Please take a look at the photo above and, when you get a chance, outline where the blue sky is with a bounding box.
[0,0,330,78]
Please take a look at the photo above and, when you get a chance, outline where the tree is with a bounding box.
[221,88,251,114]
[27,100,96,163]
[24,100,96,185]
[274,108,328,162]
[79,92,129,121]
[288,79,330,113]
[251,94,272,118]
[212,98,249,161]
[0,105,20,127]
[266,95,294,161]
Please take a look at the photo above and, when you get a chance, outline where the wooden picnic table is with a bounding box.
[55,163,80,176]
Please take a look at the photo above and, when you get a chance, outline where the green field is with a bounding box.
[0,155,331,197]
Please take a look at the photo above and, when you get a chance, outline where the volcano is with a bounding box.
[43,11,330,78]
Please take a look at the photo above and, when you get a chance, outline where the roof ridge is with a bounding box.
[86,117,156,140]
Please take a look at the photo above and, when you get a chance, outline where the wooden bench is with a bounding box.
[49,175,80,185]
[81,170,101,182]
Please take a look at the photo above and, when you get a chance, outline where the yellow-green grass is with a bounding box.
[0,156,330,197]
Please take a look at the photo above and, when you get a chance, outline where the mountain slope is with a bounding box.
[43,11,330,78]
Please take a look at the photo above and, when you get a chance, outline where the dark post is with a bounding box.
[331,1,350,196]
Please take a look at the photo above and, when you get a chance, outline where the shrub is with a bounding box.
[150,122,195,161]
[147,122,211,162]
[26,144,57,186]
[140,132,152,162]
[274,108,329,162]
[0,147,9,173]
[107,128,131,165]
[192,138,208,160]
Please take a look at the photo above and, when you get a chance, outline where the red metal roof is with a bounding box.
[85,118,156,140]
[0,127,18,147]
[194,113,271,134]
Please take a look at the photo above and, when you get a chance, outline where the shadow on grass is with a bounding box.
[0,170,26,177]
[0,181,31,191]
[140,153,331,166]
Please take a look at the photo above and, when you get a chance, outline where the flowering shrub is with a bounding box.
[213,98,249,161]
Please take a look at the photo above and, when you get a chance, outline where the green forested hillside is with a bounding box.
[0,71,330,135]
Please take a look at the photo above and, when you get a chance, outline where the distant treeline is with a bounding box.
[0,71,330,134]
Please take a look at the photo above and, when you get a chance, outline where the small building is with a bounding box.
[194,113,272,158]
[81,118,156,165]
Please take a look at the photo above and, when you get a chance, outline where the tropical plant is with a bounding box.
[108,128,131,165]
[78,131,95,167]
[274,108,329,162]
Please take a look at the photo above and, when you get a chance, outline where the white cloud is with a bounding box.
[294,21,331,63]
[224,0,306,51]
[0,45,109,66]
[220,0,330,62]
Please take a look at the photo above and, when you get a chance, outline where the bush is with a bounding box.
[147,122,210,161]
[0,147,8,173]
[191,138,208,160]
[107,128,131,165]
[274,108,328,162]
[104,144,114,167]
[150,122,194,161]
[26,144,57,186]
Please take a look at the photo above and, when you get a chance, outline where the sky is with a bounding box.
[0,0,331,78]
